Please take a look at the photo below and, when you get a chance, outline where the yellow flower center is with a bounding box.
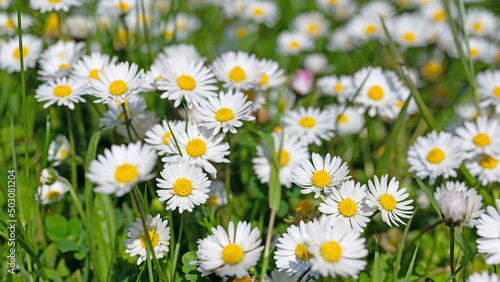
[164,30,174,40]
[259,73,268,85]
[329,0,338,3]
[273,126,282,133]
[162,132,172,145]
[423,60,443,79]
[473,133,491,147]
[470,48,478,57]
[364,24,377,35]
[236,27,247,38]
[337,114,348,123]
[207,196,218,208]
[115,2,130,12]
[117,110,132,121]
[177,75,196,90]
[403,32,415,42]
[433,10,446,21]
[379,193,397,211]
[229,66,246,82]
[312,170,331,188]
[60,150,68,159]
[48,0,63,3]
[13,47,28,59]
[222,243,244,264]
[307,23,319,35]
[173,178,193,196]
[253,7,264,16]
[480,155,498,169]
[299,117,316,128]
[89,69,102,81]
[45,190,61,200]
[59,64,70,70]
[115,163,138,183]
[109,80,128,96]
[215,108,234,122]
[233,277,252,282]
[6,19,15,28]
[289,40,300,49]
[53,85,72,98]
[335,83,343,93]
[275,150,290,167]
[427,148,445,164]
[140,230,159,248]
[368,85,384,100]
[156,76,162,81]
[186,138,206,158]
[294,200,313,215]
[295,243,314,260]
[473,22,483,32]
[493,87,500,97]
[44,13,59,33]
[321,241,342,262]
[338,198,357,217]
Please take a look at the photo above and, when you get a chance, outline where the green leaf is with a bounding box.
[56,259,70,277]
[393,209,417,282]
[405,244,419,282]
[93,194,117,280]
[46,215,68,241]
[181,252,198,281]
[374,235,381,282]
[454,228,474,258]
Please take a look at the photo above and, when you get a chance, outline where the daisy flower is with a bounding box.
[158,57,218,108]
[292,12,330,39]
[161,123,230,177]
[38,40,85,81]
[265,269,297,282]
[276,31,314,56]
[434,181,483,227]
[144,120,185,155]
[30,0,80,12]
[477,70,500,113]
[407,130,466,184]
[464,37,497,64]
[467,272,500,282]
[211,51,262,90]
[242,88,266,112]
[48,135,70,166]
[194,221,264,278]
[71,52,118,85]
[36,180,69,205]
[257,59,286,91]
[420,2,454,24]
[97,0,135,16]
[315,0,347,11]
[365,175,414,227]
[317,75,355,104]
[454,102,479,122]
[87,142,157,197]
[388,13,430,48]
[465,8,498,38]
[156,162,211,213]
[292,153,350,198]
[197,89,255,134]
[327,105,365,135]
[306,216,368,278]
[40,168,58,185]
[285,107,335,146]
[327,26,357,52]
[456,116,500,157]
[117,111,159,141]
[123,214,170,265]
[142,61,164,92]
[319,180,375,233]
[0,35,42,73]
[207,181,228,208]
[0,13,33,36]
[359,0,395,20]
[172,13,201,40]
[345,15,383,44]
[274,221,318,278]
[242,0,279,28]
[35,77,87,110]
[99,98,146,130]
[466,154,500,186]
[90,61,145,104]
[476,200,500,265]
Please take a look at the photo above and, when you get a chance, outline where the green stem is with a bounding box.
[42,114,51,168]
[260,209,276,279]
[121,102,134,141]
[65,108,78,192]
[170,213,184,282]
[450,227,456,282]
[163,115,182,156]
[59,177,86,224]
[16,0,28,179]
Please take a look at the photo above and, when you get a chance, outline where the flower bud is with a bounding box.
[40,168,59,185]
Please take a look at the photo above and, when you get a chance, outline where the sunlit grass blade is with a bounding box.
[405,243,419,282]
[393,209,417,282]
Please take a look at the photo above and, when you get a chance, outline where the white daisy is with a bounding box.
[0,13,33,36]
[253,132,309,188]
[242,0,279,28]
[319,180,376,233]
[454,102,479,122]
[317,75,355,104]
[87,142,157,197]
[197,89,255,134]
[123,214,170,265]
[71,52,118,85]
[36,180,69,205]
[465,8,498,38]
[65,14,94,40]
[38,40,85,81]
[292,153,350,198]
[30,0,80,12]
[476,200,500,265]
[456,116,500,157]
[158,57,218,108]
[48,135,70,166]
[434,181,483,227]
[407,130,466,184]
[257,58,286,91]
[388,13,430,48]
[462,37,497,64]
[142,61,164,92]
[90,61,145,104]
[366,175,414,227]
[359,0,395,20]
[477,70,500,113]
[285,107,335,146]
[116,111,159,141]
[306,216,368,278]
[35,77,87,110]
[345,15,383,44]
[276,31,314,56]
[465,154,500,186]
[331,0,358,22]
[156,161,211,213]
[99,98,146,130]
[304,53,328,75]
[155,43,205,65]
[211,51,262,90]
[172,13,201,40]
[467,272,500,282]
[144,120,185,155]
[195,221,264,278]
[241,88,266,112]
[161,123,230,177]
[96,0,135,17]
[0,35,42,73]
[264,269,297,282]
[292,11,330,39]
[207,180,228,208]
[40,168,58,185]
[327,105,365,135]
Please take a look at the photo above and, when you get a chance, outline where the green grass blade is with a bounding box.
[445,251,476,282]
[374,235,381,282]
[393,209,417,282]
[414,176,442,220]
[405,243,419,282]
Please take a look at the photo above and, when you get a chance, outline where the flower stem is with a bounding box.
[449,226,456,282]
[121,102,134,141]
[260,209,276,278]
[65,108,78,192]
[297,266,312,282]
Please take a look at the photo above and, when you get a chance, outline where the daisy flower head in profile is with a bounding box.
[434,181,483,228]
[253,132,309,188]
[467,271,500,282]
[265,269,298,282]
[241,88,266,113]
[465,154,500,186]
[327,105,366,136]
[211,51,262,90]
[35,77,86,110]
[37,180,69,205]
[156,161,211,213]
[319,180,376,233]
[276,30,314,56]
[207,181,228,209]
[477,70,500,114]
[317,74,355,104]
[123,214,170,265]
[194,221,264,278]
[161,123,230,177]
[365,175,414,227]
[158,57,218,109]
[285,107,335,146]
[144,120,185,156]
[0,35,42,73]
[476,200,500,265]
[306,216,368,279]
[456,116,500,157]
[292,153,350,198]
[407,130,466,184]
[87,142,157,197]
[242,0,279,28]
[30,0,80,12]
[292,11,330,39]
[197,89,255,134]
[257,58,286,91]
[142,60,164,92]
[71,52,118,86]
[99,97,146,130]
[274,220,318,279]
[90,61,145,104]
[48,135,70,166]
[40,168,59,185]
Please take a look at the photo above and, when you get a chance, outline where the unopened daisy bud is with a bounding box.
[437,189,469,227]
[40,168,59,185]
